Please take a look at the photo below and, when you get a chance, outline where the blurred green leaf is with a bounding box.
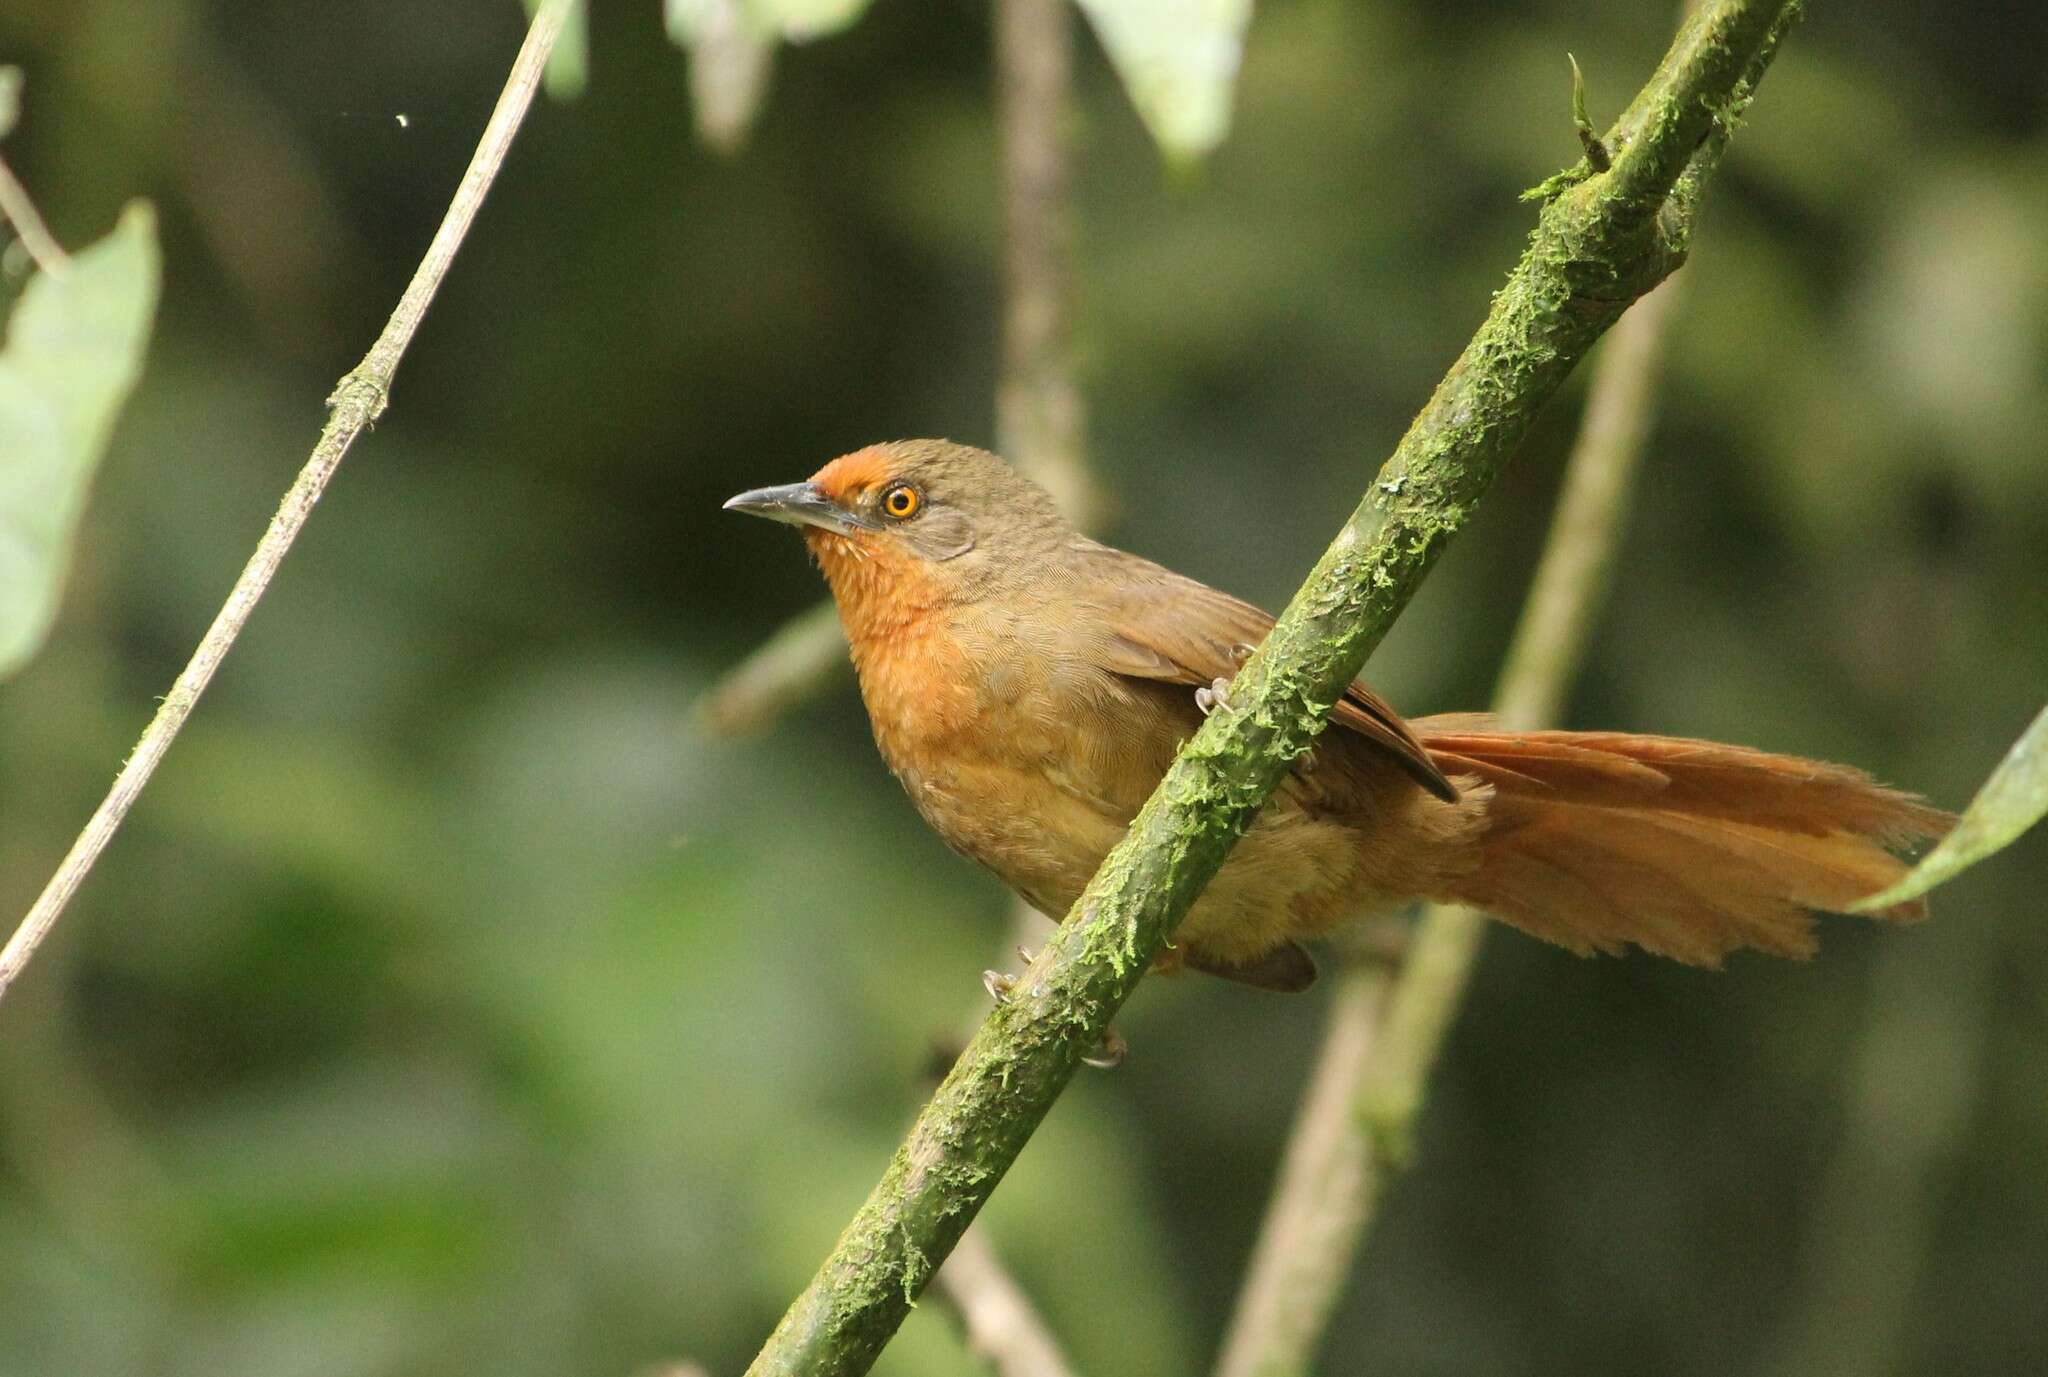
[666,0,873,150]
[1076,0,1254,161]
[673,1,778,155]
[0,200,159,678]
[0,65,21,139]
[1855,704,2048,911]
[523,0,589,101]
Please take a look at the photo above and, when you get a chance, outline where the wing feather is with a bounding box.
[1070,541,1458,801]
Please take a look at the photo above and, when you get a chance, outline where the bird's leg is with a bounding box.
[981,946,1127,1070]
[1194,676,1235,716]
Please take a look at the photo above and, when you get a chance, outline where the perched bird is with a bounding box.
[726,440,1949,992]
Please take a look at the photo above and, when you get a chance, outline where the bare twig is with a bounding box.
[0,0,578,1004]
[0,152,71,278]
[699,0,1095,736]
[1213,275,1687,1377]
[697,600,847,736]
[933,1226,1079,1377]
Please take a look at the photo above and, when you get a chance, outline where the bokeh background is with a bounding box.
[3,1,2045,1374]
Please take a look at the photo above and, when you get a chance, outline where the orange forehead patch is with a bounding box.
[808,445,895,503]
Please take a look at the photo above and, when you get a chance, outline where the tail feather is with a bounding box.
[1415,719,1952,967]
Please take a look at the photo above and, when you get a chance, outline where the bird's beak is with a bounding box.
[722,481,878,535]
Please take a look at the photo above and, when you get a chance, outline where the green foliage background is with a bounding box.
[2,2,2044,1373]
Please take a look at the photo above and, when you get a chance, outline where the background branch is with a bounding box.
[1214,271,1687,1377]
[744,5,1798,1372]
[0,0,577,1003]
[933,1225,1079,1377]
[0,152,71,277]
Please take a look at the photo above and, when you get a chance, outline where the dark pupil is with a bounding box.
[889,489,911,513]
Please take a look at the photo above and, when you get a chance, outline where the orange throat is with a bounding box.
[805,528,976,766]
[804,528,946,649]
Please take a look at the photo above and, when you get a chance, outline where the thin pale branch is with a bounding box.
[0,151,71,278]
[0,0,578,1004]
[1213,272,1687,1377]
[697,600,847,736]
[994,0,1096,528]
[933,1226,1079,1377]
[1355,275,1693,1154]
[743,4,1799,1373]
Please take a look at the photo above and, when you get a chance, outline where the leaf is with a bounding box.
[1074,0,1255,162]
[669,0,779,155]
[523,0,589,100]
[0,66,21,139]
[664,0,873,149]
[0,200,160,678]
[1853,704,2048,911]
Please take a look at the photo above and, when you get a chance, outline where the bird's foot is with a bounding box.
[981,946,1126,1070]
[1194,676,1234,716]
[982,945,1039,1004]
[1082,1026,1128,1070]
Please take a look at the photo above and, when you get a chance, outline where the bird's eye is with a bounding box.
[880,483,921,520]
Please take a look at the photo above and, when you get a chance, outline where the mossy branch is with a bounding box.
[744,3,1800,1372]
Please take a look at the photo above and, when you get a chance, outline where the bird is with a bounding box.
[725,439,1950,993]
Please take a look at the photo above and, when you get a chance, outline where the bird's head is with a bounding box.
[724,440,1071,617]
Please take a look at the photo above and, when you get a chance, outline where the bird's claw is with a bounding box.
[1195,676,1234,716]
[982,949,1127,1070]
[1083,1026,1128,1070]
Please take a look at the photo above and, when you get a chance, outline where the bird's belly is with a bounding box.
[893,750,1133,919]
[856,632,1411,962]
[891,727,1382,959]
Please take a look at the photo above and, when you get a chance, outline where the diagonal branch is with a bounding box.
[0,0,580,1003]
[743,3,1802,1373]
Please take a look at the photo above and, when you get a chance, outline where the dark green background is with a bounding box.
[2,1,2044,1374]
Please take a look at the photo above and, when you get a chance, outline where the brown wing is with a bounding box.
[1071,541,1458,802]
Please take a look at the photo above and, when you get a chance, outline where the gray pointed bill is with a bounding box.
[722,481,879,535]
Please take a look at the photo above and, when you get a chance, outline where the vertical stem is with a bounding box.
[995,0,1096,526]
[1214,278,1687,1377]
[1210,966,1394,1377]
[698,0,1097,738]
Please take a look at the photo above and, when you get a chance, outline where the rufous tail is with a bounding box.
[1416,716,1953,966]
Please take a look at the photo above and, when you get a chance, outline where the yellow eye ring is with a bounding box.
[881,484,921,520]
